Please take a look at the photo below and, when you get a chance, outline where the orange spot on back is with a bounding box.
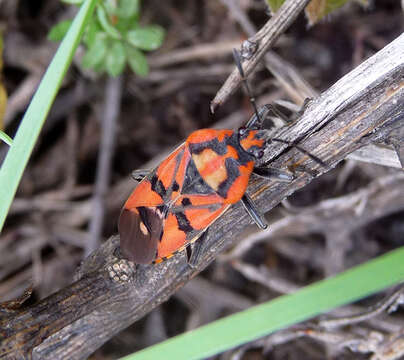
[240,130,265,152]
[192,148,227,190]
[225,162,254,203]
[187,129,233,145]
[226,145,239,159]
[192,148,218,175]
[191,144,241,192]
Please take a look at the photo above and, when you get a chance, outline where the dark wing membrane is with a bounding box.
[118,207,164,264]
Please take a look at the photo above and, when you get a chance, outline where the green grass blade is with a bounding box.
[0,131,12,146]
[124,247,404,360]
[0,0,98,231]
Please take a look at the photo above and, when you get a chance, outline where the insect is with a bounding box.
[118,50,323,265]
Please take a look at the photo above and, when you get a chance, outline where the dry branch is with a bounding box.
[0,31,403,360]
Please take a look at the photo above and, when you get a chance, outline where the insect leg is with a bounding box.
[253,166,294,182]
[266,103,291,125]
[233,48,293,130]
[233,48,261,129]
[188,230,209,269]
[131,169,150,182]
[241,194,268,230]
[246,102,296,130]
[269,138,327,167]
[297,97,313,117]
[245,105,271,129]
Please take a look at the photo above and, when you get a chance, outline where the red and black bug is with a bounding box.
[118,49,323,265]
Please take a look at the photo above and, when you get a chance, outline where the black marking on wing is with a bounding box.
[172,181,180,192]
[189,132,255,166]
[151,204,230,264]
[138,206,152,234]
[165,148,185,199]
[170,202,222,214]
[151,175,167,199]
[181,197,192,206]
[175,212,194,233]
[217,157,241,199]
[157,205,169,218]
[155,205,169,242]
[118,208,163,264]
[182,159,215,195]
[188,137,227,156]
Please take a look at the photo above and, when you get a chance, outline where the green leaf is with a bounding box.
[126,46,148,76]
[122,247,404,360]
[0,0,98,232]
[82,34,108,69]
[93,58,106,73]
[105,41,126,76]
[83,18,101,47]
[305,0,351,25]
[96,5,121,39]
[62,0,85,4]
[103,1,117,16]
[266,0,284,12]
[0,131,12,146]
[126,25,165,51]
[117,0,140,18]
[116,16,138,34]
[47,19,73,42]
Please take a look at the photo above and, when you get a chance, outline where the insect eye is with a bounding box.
[238,127,247,137]
[251,149,264,158]
[249,148,264,159]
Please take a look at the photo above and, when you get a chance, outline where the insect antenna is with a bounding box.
[232,48,262,129]
[233,49,290,129]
